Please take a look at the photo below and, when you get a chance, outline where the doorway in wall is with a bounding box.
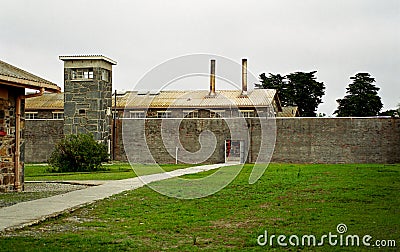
[225,140,245,164]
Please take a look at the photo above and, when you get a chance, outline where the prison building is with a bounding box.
[20,55,400,165]
[0,59,60,192]
[114,89,281,118]
[25,57,286,119]
[23,56,289,164]
[25,89,284,119]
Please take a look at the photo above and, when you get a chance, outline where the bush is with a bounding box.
[48,134,109,172]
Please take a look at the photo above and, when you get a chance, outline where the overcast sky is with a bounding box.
[1,0,399,115]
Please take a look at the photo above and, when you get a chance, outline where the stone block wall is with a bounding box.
[63,67,112,144]
[24,120,64,163]
[270,118,400,163]
[119,119,243,164]
[24,117,400,164]
[116,117,400,164]
[0,86,24,192]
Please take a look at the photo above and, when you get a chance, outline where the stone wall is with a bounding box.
[0,86,24,192]
[24,117,400,164]
[271,118,400,163]
[63,67,112,143]
[24,120,64,163]
[118,118,245,164]
[116,117,400,164]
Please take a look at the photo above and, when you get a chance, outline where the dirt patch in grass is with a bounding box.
[209,219,261,230]
[259,202,273,209]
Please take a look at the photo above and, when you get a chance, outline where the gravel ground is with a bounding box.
[0,182,89,208]
[24,182,88,192]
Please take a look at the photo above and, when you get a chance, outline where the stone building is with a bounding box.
[24,57,283,163]
[27,58,281,120]
[25,88,282,164]
[59,55,117,144]
[115,89,281,119]
[0,60,60,192]
[25,89,282,119]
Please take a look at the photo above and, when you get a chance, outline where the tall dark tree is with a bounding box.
[286,71,325,117]
[334,73,383,117]
[257,71,325,117]
[256,73,292,105]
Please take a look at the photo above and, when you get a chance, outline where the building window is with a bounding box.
[101,69,110,81]
[52,112,64,119]
[210,110,225,118]
[157,111,171,118]
[240,110,255,118]
[78,109,86,115]
[71,68,94,80]
[112,111,119,119]
[130,111,145,118]
[25,112,38,120]
[183,111,198,118]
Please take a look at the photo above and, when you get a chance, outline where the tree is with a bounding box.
[256,71,325,117]
[48,133,109,172]
[334,73,383,117]
[379,102,400,116]
[256,73,292,107]
[286,72,326,117]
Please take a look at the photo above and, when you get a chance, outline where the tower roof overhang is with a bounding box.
[59,55,117,65]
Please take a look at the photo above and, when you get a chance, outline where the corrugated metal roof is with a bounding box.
[26,89,280,110]
[25,93,64,110]
[277,106,299,117]
[0,60,60,92]
[120,89,278,109]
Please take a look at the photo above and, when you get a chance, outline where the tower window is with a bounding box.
[71,68,94,80]
[101,69,110,81]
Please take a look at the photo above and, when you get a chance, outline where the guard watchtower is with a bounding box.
[59,55,117,144]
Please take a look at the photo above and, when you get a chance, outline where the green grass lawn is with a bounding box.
[1,163,399,251]
[25,163,194,181]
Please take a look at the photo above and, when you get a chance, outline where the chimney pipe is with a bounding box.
[209,59,216,97]
[241,58,248,96]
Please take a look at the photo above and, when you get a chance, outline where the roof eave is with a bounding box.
[59,55,117,65]
[0,76,61,93]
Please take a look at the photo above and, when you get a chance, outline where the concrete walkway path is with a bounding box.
[0,163,233,232]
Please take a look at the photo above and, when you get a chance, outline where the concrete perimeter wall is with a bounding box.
[271,118,400,163]
[24,120,64,163]
[24,118,400,164]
